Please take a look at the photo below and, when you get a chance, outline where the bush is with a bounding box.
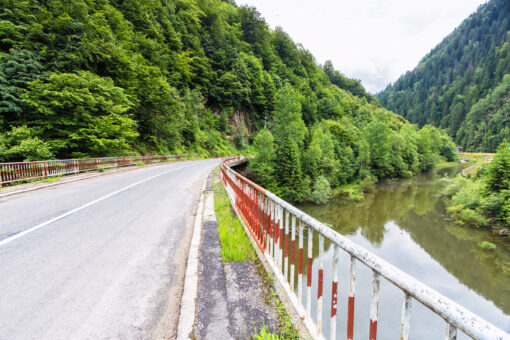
[360,176,375,193]
[2,126,53,161]
[448,205,488,227]
[450,180,484,210]
[481,194,503,215]
[310,176,331,204]
[443,176,467,196]
[479,241,496,250]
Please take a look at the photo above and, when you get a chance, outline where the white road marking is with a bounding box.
[0,162,201,248]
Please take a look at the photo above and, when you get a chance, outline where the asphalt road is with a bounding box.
[0,158,219,340]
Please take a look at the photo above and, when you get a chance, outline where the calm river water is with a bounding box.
[297,166,510,339]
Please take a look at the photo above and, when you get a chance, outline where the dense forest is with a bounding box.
[0,0,375,161]
[378,0,510,152]
[0,0,458,202]
[248,89,457,203]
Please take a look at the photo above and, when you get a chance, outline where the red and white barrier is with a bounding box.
[0,154,196,187]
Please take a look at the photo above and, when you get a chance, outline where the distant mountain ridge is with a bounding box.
[378,0,510,152]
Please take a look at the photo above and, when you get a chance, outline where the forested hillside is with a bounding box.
[378,0,510,152]
[0,0,458,202]
[0,0,376,160]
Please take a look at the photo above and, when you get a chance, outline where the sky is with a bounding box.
[236,0,488,93]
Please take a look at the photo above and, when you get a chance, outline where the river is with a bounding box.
[297,165,510,339]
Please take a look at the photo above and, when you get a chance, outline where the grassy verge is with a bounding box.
[435,161,460,170]
[257,271,299,340]
[212,170,299,339]
[212,171,257,262]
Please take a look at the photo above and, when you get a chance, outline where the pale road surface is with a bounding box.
[0,159,219,340]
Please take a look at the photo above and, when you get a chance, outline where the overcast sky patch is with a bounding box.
[236,0,487,93]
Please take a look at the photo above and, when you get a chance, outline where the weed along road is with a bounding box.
[0,159,219,340]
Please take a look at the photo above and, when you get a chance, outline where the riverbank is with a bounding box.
[442,145,508,244]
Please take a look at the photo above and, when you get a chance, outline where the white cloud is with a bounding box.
[236,0,487,93]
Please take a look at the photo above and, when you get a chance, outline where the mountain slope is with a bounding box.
[0,0,380,160]
[378,0,510,152]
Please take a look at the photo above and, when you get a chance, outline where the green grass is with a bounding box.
[479,241,497,250]
[435,161,459,170]
[253,326,280,340]
[261,273,300,340]
[42,175,62,183]
[213,171,257,262]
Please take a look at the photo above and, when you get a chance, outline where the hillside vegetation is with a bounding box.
[0,0,458,202]
[378,0,510,152]
[248,85,457,203]
[0,0,375,160]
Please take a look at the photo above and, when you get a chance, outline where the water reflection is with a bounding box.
[298,166,510,338]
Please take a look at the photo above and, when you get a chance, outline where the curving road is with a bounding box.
[0,159,219,340]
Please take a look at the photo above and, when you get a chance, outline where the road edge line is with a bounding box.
[176,169,209,339]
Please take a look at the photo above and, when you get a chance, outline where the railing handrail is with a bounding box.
[220,156,510,340]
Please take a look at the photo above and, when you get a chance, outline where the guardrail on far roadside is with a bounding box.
[0,154,198,187]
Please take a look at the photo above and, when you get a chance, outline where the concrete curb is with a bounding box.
[0,159,199,199]
[176,170,209,339]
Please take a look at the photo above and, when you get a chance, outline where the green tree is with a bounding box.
[274,135,306,202]
[22,71,138,158]
[486,141,510,192]
[2,125,53,161]
[310,176,331,204]
[249,129,276,190]
[364,121,392,179]
[272,84,306,147]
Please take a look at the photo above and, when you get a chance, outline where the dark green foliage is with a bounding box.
[378,0,510,152]
[0,49,46,123]
[274,135,306,202]
[249,87,456,203]
[323,60,375,103]
[486,141,510,192]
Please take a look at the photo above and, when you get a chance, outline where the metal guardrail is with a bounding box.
[0,154,197,186]
[220,157,510,340]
